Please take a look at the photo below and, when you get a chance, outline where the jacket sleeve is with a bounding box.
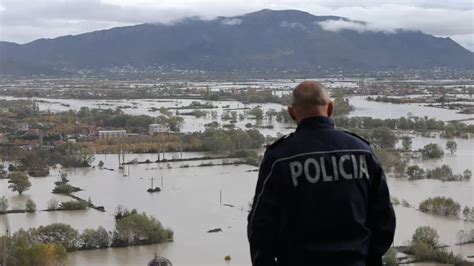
[247,151,281,266]
[366,155,396,266]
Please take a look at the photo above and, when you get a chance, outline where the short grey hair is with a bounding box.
[291,81,331,109]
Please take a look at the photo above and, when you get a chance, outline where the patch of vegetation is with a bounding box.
[419,196,461,217]
[58,200,89,211]
[0,207,173,264]
[420,143,444,159]
[52,184,82,194]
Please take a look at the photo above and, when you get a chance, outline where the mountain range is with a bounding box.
[0,9,473,76]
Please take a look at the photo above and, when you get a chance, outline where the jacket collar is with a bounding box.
[296,116,335,131]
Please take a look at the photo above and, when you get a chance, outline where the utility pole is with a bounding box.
[150,177,155,189]
[3,216,10,266]
[220,189,222,205]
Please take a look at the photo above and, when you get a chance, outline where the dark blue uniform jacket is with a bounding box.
[248,116,396,266]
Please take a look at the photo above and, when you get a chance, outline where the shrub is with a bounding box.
[412,226,439,249]
[25,199,36,212]
[59,200,88,210]
[53,184,81,194]
[402,200,411,208]
[0,196,8,212]
[382,248,398,266]
[47,198,59,210]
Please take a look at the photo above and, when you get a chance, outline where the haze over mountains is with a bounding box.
[0,9,473,76]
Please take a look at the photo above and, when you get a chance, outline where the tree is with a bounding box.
[421,143,444,159]
[382,248,398,266]
[8,172,32,195]
[248,107,264,121]
[369,127,397,149]
[0,196,8,212]
[80,227,110,249]
[463,169,472,180]
[406,165,425,180]
[412,226,439,249]
[445,140,457,156]
[265,108,278,121]
[333,95,353,116]
[33,223,80,251]
[112,212,172,246]
[26,198,37,212]
[401,136,412,150]
[463,206,470,220]
[6,232,68,266]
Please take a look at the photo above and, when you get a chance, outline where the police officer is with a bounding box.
[248,81,396,266]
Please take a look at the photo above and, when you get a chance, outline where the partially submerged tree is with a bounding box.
[401,136,412,150]
[8,172,32,195]
[445,140,457,156]
[421,143,444,159]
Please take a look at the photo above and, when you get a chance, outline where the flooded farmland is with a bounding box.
[0,84,473,265]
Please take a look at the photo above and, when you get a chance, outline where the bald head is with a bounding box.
[288,81,333,124]
[291,81,331,109]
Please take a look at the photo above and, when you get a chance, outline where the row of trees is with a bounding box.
[203,88,290,105]
[201,128,265,154]
[334,116,474,136]
[0,210,173,264]
[406,164,471,182]
[7,143,93,177]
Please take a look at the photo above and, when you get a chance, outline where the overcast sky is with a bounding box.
[0,0,473,51]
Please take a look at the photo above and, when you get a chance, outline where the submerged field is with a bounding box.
[0,79,473,265]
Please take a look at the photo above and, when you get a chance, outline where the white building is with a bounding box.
[149,124,169,135]
[98,130,127,139]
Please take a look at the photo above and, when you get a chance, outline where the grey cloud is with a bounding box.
[280,21,307,30]
[221,18,242,26]
[318,20,379,33]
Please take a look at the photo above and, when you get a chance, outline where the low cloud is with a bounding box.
[280,21,306,30]
[318,20,394,33]
[221,18,242,26]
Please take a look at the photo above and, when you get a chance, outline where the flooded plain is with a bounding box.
[0,89,473,265]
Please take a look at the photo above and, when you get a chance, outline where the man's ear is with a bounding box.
[327,102,334,117]
[288,106,296,122]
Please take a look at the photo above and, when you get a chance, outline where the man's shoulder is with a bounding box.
[337,129,372,147]
[266,133,294,150]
